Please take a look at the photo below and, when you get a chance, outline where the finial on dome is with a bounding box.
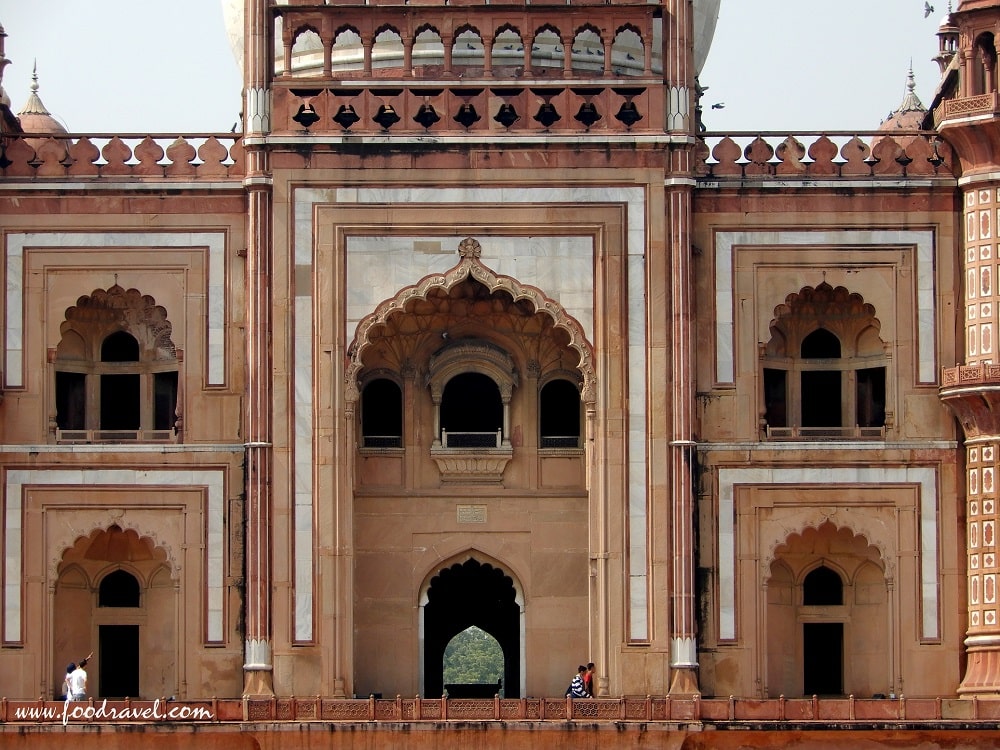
[896,64,925,114]
[18,60,52,117]
[877,66,926,132]
[16,61,68,135]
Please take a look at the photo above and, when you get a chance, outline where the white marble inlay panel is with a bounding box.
[714,230,936,384]
[295,186,649,640]
[716,466,939,641]
[5,232,227,387]
[293,293,314,643]
[3,468,225,643]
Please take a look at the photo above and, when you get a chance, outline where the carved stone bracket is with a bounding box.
[430,447,513,484]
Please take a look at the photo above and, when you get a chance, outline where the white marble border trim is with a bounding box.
[294,186,648,641]
[5,232,227,387]
[714,230,936,384]
[3,468,225,643]
[716,466,939,642]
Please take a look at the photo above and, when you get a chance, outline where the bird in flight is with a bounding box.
[924,2,934,18]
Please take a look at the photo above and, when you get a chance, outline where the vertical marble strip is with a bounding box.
[714,230,937,384]
[627,244,648,641]
[2,479,21,642]
[207,479,224,642]
[289,188,331,641]
[294,294,314,642]
[4,232,227,388]
[2,468,225,645]
[295,186,648,642]
[717,467,939,641]
[4,242,22,390]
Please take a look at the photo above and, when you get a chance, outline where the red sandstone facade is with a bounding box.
[1,1,1000,746]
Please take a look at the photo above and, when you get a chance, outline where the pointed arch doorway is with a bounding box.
[421,557,523,698]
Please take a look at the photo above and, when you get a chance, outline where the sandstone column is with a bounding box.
[664,0,699,696]
[242,0,275,697]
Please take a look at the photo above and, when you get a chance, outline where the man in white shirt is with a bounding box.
[69,654,91,700]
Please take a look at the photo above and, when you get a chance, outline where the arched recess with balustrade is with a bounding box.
[51,284,180,444]
[53,525,177,700]
[765,522,889,699]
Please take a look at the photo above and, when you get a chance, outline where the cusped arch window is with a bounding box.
[53,285,180,444]
[761,283,889,440]
[426,340,517,450]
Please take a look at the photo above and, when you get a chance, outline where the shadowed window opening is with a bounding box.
[56,371,86,430]
[763,368,787,428]
[99,569,141,607]
[362,378,403,448]
[540,379,581,448]
[856,367,886,428]
[154,371,178,431]
[801,328,841,358]
[440,373,502,447]
[101,331,140,362]
[803,565,843,606]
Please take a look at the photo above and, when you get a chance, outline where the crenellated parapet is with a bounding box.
[698,131,955,181]
[0,134,244,180]
[0,130,961,182]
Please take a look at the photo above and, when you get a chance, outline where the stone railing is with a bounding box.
[4,695,1000,724]
[0,131,957,181]
[0,134,244,180]
[941,363,1000,387]
[697,131,955,180]
[935,92,1000,126]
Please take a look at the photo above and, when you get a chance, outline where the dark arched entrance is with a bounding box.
[423,558,520,698]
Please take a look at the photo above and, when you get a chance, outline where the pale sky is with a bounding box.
[0,0,947,134]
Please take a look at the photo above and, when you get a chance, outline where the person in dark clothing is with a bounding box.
[566,665,591,698]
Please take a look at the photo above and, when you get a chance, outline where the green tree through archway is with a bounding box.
[443,626,504,686]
